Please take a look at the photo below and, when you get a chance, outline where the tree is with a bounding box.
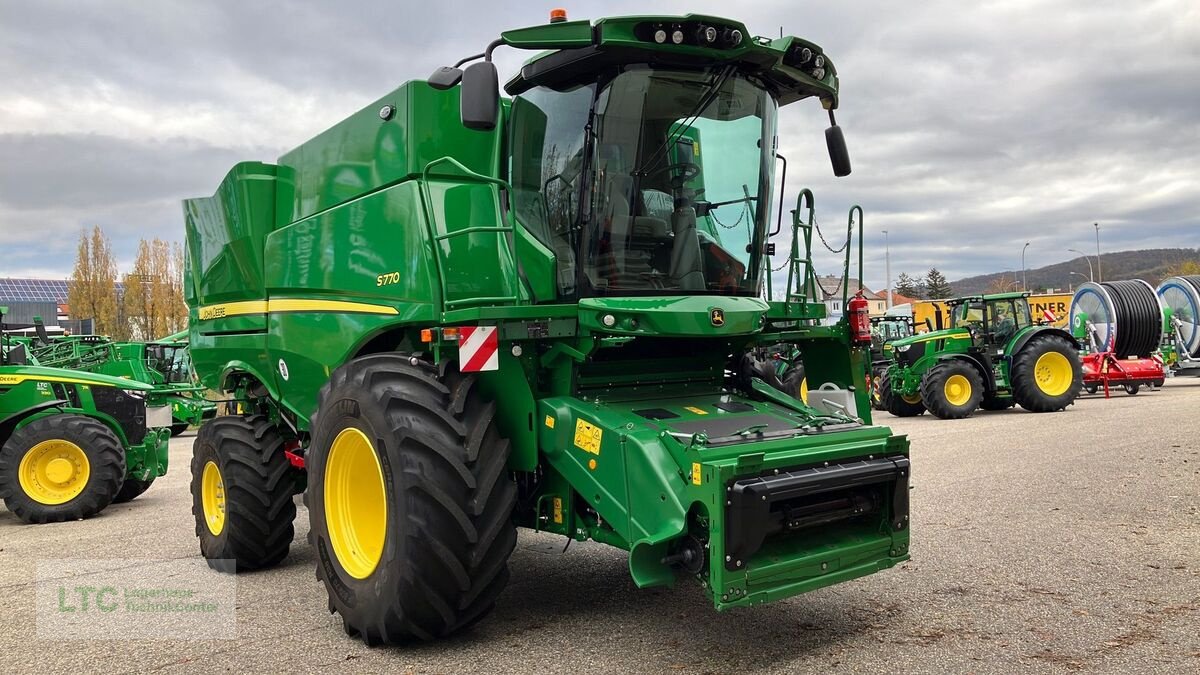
[1165,260,1200,276]
[986,274,1020,294]
[924,267,953,299]
[67,226,123,338]
[894,272,924,299]
[123,238,188,340]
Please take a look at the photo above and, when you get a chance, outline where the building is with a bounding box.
[0,278,119,334]
[814,275,887,325]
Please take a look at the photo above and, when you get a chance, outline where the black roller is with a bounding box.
[1070,280,1163,358]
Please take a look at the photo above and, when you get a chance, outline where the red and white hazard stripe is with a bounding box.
[458,326,499,372]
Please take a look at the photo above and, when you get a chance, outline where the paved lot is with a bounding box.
[2,379,1197,673]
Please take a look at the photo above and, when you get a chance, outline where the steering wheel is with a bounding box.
[648,161,701,189]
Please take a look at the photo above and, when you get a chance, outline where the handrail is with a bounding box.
[842,205,863,310]
[419,156,523,311]
[784,189,816,308]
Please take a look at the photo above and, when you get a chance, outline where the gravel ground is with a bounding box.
[1,379,1197,674]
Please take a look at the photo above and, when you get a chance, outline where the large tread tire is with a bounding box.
[920,361,984,419]
[307,353,518,645]
[112,478,154,504]
[782,363,807,404]
[171,423,190,438]
[880,369,926,417]
[1011,335,1084,413]
[190,415,299,571]
[0,414,125,523]
[869,366,888,411]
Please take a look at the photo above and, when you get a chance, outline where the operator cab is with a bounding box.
[948,294,1033,355]
[509,66,775,299]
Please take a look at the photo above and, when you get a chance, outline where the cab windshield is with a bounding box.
[509,66,777,298]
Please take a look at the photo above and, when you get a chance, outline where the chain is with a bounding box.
[709,202,748,230]
[812,215,849,254]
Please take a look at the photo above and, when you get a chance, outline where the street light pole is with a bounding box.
[1094,222,1101,282]
[1021,242,1030,291]
[882,229,892,308]
[1068,248,1093,281]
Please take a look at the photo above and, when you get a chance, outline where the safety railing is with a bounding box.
[419,156,523,310]
[775,189,864,315]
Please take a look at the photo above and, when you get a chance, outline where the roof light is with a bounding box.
[672,29,684,44]
[813,54,825,68]
[729,29,743,46]
[654,29,667,43]
[702,26,718,43]
[811,67,825,80]
[549,8,567,23]
[797,47,813,65]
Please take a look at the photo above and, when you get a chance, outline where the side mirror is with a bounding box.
[825,125,851,177]
[461,61,499,131]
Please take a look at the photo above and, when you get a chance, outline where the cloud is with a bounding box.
[1,0,1197,292]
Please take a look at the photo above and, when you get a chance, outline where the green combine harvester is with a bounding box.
[879,292,1083,418]
[183,12,912,644]
[23,322,216,436]
[0,307,171,521]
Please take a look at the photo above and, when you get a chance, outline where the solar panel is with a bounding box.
[0,278,125,303]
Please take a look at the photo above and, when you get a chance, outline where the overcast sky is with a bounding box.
[1,0,1197,291]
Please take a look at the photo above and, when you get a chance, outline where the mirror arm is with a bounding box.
[454,52,486,68]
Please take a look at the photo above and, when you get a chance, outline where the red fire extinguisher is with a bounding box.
[848,290,871,345]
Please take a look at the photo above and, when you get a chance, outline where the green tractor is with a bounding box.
[0,307,171,522]
[183,13,912,645]
[24,321,216,436]
[879,292,1083,419]
[867,316,913,410]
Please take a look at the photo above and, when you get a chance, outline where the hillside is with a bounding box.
[948,248,1200,295]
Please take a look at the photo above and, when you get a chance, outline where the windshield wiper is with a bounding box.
[634,65,737,178]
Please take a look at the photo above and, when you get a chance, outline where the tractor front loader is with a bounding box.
[183,13,911,645]
[880,292,1083,419]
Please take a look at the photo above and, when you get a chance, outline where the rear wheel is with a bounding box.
[1012,335,1083,412]
[920,361,984,419]
[880,369,925,417]
[869,366,888,410]
[0,415,125,523]
[1084,384,1098,395]
[1123,383,1140,395]
[307,353,518,645]
[190,416,299,571]
[112,477,154,503]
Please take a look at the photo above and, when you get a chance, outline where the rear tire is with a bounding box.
[307,353,517,645]
[112,478,154,503]
[782,363,807,404]
[869,366,887,411]
[1124,383,1140,395]
[190,415,299,571]
[920,361,984,419]
[0,415,125,523]
[1011,334,1083,412]
[880,369,925,417]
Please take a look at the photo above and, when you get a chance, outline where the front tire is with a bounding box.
[880,370,926,417]
[0,415,125,523]
[112,477,154,503]
[1011,335,1083,412]
[920,361,984,419]
[190,416,299,571]
[307,354,518,645]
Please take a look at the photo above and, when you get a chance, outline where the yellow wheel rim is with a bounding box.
[943,374,972,407]
[18,439,90,505]
[799,377,809,404]
[1034,351,1072,396]
[324,427,387,579]
[201,461,226,535]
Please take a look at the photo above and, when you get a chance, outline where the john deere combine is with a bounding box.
[183,13,911,644]
[880,292,1083,418]
[0,307,171,521]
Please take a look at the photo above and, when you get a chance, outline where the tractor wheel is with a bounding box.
[190,415,299,571]
[306,353,518,645]
[1123,383,1140,395]
[880,370,925,417]
[171,423,190,438]
[0,415,125,523]
[1084,384,1098,395]
[920,361,984,419]
[782,363,808,404]
[112,477,154,503]
[979,396,1015,411]
[869,366,887,411]
[1011,335,1083,412]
